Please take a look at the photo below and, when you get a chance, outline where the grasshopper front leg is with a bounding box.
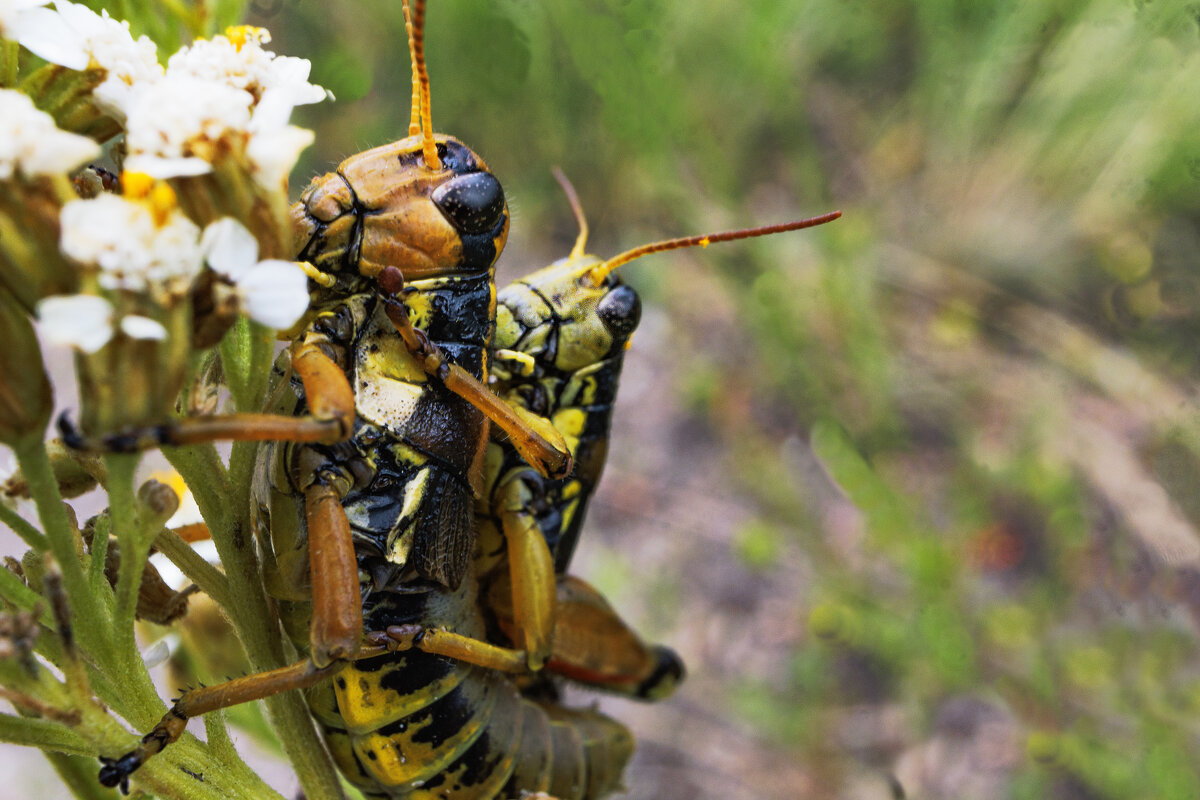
[376,265,573,481]
[60,341,356,451]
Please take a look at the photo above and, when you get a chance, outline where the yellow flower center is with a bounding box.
[121,170,155,199]
[121,171,180,227]
[225,25,270,51]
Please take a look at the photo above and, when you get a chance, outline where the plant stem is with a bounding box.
[0,713,91,755]
[104,453,163,724]
[166,441,345,799]
[13,436,108,656]
[0,501,48,550]
[86,512,111,596]
[153,528,232,609]
[0,39,17,87]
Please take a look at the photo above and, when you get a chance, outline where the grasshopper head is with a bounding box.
[290,0,508,295]
[293,135,508,290]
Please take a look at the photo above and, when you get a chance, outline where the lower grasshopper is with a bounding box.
[476,172,839,699]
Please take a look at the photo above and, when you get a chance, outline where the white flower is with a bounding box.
[245,91,315,188]
[201,218,310,329]
[0,88,100,179]
[166,29,325,109]
[235,259,312,329]
[122,74,253,179]
[0,0,49,45]
[0,1,77,67]
[38,294,174,353]
[60,194,203,291]
[36,293,113,353]
[121,74,315,186]
[7,2,161,115]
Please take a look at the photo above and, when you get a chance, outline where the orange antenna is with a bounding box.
[552,168,589,260]
[402,0,441,171]
[587,210,843,285]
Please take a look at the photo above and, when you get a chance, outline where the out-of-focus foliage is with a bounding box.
[259,1,1200,798]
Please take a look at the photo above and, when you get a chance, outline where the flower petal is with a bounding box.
[122,154,214,179]
[119,315,167,340]
[245,122,313,188]
[201,218,259,279]
[36,294,113,353]
[7,6,89,70]
[237,259,310,329]
[0,88,100,179]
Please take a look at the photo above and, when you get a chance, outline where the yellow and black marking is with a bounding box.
[300,577,633,799]
[256,267,496,595]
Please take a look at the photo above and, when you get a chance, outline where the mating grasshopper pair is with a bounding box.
[84,2,840,797]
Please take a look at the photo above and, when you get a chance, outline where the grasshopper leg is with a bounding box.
[98,448,363,790]
[376,266,573,480]
[98,658,338,793]
[538,575,684,701]
[60,342,355,453]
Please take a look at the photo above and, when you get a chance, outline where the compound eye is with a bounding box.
[431,172,506,235]
[596,284,641,340]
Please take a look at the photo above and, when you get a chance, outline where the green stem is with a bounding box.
[245,322,277,411]
[0,39,17,87]
[0,502,48,551]
[153,528,232,609]
[0,713,91,755]
[201,711,237,770]
[213,455,347,800]
[219,319,254,409]
[104,456,141,662]
[166,443,344,799]
[103,454,161,723]
[13,436,107,656]
[86,513,111,597]
[163,445,229,529]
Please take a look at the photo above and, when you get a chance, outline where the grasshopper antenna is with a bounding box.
[586,210,843,285]
[403,0,441,171]
[552,168,590,260]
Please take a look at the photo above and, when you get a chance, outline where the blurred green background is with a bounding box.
[257,2,1200,799]
[17,0,1198,798]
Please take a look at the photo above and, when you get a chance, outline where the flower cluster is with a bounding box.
[0,5,323,439]
[5,2,325,188]
[39,184,310,352]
